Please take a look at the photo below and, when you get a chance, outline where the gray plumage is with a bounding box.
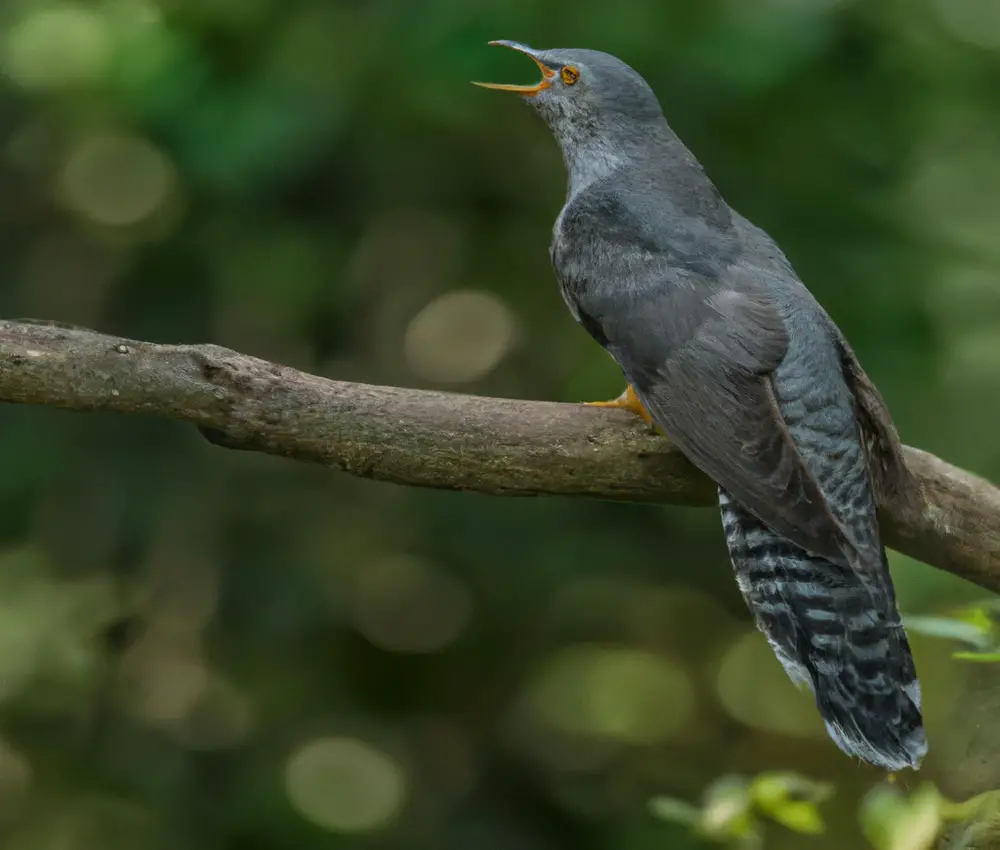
[478,42,926,769]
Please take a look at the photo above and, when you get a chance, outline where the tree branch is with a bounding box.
[1,319,998,592]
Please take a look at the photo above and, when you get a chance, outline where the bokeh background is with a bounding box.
[1,0,999,848]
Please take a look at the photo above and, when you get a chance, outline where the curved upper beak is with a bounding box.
[471,41,556,97]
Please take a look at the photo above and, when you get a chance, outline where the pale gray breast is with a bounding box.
[550,203,584,324]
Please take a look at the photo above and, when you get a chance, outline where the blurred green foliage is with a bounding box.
[648,771,1000,849]
[650,770,833,848]
[907,601,1000,664]
[1,0,999,848]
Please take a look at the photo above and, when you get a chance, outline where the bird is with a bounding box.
[474,41,926,771]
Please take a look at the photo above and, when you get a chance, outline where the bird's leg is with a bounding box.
[584,384,655,427]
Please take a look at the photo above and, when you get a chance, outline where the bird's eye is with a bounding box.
[561,66,580,85]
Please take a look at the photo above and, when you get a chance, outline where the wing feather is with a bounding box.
[834,333,917,510]
[587,273,861,567]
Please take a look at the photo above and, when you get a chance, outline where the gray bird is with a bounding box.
[475,41,926,770]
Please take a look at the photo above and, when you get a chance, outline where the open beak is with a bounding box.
[471,41,556,97]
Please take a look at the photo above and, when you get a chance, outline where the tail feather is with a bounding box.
[719,488,926,771]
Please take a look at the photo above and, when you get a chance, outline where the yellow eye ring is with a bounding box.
[561,66,579,85]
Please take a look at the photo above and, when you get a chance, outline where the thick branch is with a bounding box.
[1,319,998,592]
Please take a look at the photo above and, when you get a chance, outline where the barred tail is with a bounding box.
[719,488,926,771]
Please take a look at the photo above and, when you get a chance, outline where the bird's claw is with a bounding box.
[583,385,656,429]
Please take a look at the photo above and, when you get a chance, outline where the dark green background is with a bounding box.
[0,0,998,847]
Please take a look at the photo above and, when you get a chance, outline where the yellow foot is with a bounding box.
[584,384,654,426]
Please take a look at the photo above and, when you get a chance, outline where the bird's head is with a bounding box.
[473,41,667,170]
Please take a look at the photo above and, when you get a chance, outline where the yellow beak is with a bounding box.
[471,41,556,97]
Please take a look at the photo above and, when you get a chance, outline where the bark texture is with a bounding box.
[1,319,998,592]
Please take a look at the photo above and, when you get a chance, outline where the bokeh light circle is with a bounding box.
[3,6,110,91]
[60,135,175,227]
[523,644,696,744]
[285,737,407,833]
[715,630,824,738]
[403,290,516,383]
[352,555,473,654]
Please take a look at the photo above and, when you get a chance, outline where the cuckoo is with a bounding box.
[474,41,926,771]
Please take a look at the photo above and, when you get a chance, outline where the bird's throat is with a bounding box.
[562,138,629,197]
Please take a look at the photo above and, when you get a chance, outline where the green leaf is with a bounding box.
[751,772,833,835]
[649,772,834,846]
[860,785,911,849]
[765,800,825,835]
[950,604,998,634]
[952,651,1000,663]
[902,614,993,649]
[940,788,1000,824]
[889,785,944,850]
[860,783,944,850]
[698,776,758,842]
[647,796,700,827]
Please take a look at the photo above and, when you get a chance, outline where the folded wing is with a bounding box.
[586,273,863,569]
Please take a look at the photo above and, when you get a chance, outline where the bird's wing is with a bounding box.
[834,333,917,510]
[587,272,859,567]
